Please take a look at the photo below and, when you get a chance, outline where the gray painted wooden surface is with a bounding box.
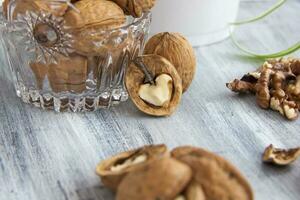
[1,1,300,200]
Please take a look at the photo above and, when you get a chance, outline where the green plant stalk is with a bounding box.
[230,0,300,59]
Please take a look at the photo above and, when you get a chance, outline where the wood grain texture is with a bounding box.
[0,1,300,200]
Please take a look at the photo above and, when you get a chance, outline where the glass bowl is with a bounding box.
[0,0,151,112]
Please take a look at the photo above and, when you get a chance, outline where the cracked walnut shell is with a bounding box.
[116,157,192,200]
[263,144,300,166]
[125,55,182,116]
[172,146,254,200]
[96,144,169,190]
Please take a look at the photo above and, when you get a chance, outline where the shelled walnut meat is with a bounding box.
[227,58,300,120]
[96,144,168,190]
[96,145,253,200]
[125,55,183,116]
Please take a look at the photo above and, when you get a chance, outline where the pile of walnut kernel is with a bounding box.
[227,58,300,120]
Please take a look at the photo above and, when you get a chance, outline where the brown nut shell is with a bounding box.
[144,32,196,92]
[263,144,300,166]
[64,0,126,56]
[116,157,192,200]
[172,146,253,200]
[112,0,155,18]
[31,54,88,93]
[125,54,182,116]
[96,144,169,190]
[4,0,68,19]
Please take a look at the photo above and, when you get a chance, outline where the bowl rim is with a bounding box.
[0,2,151,32]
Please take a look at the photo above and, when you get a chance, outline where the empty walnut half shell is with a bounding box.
[263,144,300,166]
[116,157,192,200]
[96,144,169,190]
[125,55,182,116]
[172,146,254,200]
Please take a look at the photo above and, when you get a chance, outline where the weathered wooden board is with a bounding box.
[0,1,299,200]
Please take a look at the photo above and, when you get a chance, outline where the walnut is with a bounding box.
[227,58,300,120]
[144,32,197,92]
[263,144,300,166]
[111,0,156,18]
[3,0,68,19]
[125,55,182,116]
[96,144,169,190]
[116,157,192,200]
[64,0,126,56]
[171,146,254,200]
[30,54,88,93]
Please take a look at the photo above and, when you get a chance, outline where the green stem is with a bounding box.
[230,0,300,59]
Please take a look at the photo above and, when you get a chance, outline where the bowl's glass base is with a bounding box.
[16,83,128,112]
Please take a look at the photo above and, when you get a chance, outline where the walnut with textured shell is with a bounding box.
[111,0,156,18]
[144,32,196,92]
[64,0,126,56]
[126,55,182,116]
[116,157,192,200]
[3,0,68,19]
[171,146,254,200]
[96,144,169,190]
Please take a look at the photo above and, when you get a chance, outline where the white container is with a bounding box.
[150,0,240,46]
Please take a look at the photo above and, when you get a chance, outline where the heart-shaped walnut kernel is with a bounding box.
[171,146,254,200]
[139,74,173,107]
[96,144,169,190]
[125,55,182,116]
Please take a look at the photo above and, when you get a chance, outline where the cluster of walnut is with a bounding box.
[227,58,300,120]
[96,144,253,200]
[126,33,197,117]
[1,0,156,93]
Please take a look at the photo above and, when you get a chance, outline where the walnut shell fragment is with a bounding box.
[111,0,156,18]
[144,32,196,92]
[116,157,192,200]
[96,144,169,190]
[125,55,182,116]
[263,144,300,166]
[171,146,253,200]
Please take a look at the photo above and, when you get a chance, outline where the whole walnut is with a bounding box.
[2,0,68,19]
[111,0,156,18]
[64,0,126,55]
[144,32,197,92]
